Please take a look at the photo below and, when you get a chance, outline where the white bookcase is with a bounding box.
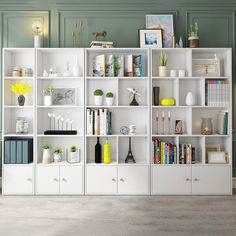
[1,47,232,195]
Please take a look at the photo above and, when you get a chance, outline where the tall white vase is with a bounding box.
[42,149,51,164]
[185,91,196,106]
[72,56,80,77]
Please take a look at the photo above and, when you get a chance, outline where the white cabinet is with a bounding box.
[192,165,231,195]
[86,166,117,194]
[3,166,34,195]
[36,165,83,195]
[60,166,83,194]
[152,166,192,195]
[118,166,149,194]
[36,166,60,194]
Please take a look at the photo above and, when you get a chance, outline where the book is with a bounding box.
[114,55,124,77]
[133,55,142,77]
[124,54,133,77]
[93,54,105,77]
[94,109,100,135]
[90,41,113,48]
[105,55,115,77]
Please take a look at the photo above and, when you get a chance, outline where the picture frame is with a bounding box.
[139,28,163,48]
[175,120,183,134]
[146,14,174,48]
[205,144,221,163]
[52,87,77,106]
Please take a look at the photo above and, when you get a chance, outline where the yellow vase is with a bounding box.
[103,137,111,164]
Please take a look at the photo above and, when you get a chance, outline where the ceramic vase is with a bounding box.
[42,149,51,164]
[18,95,25,106]
[44,95,52,106]
[185,92,196,106]
[53,153,61,163]
[70,152,79,162]
[72,56,80,77]
[94,96,103,106]
[159,66,167,77]
[106,97,114,106]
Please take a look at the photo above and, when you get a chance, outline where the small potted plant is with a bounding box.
[42,144,51,164]
[43,86,54,106]
[94,89,103,106]
[11,82,32,106]
[159,52,167,77]
[188,22,199,48]
[106,92,114,106]
[53,148,63,163]
[70,145,79,162]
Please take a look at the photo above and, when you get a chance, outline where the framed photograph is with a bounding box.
[205,144,221,163]
[175,120,183,134]
[146,15,174,48]
[139,29,163,48]
[52,88,76,106]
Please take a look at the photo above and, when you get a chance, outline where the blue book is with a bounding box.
[16,141,22,164]
[4,140,10,164]
[10,141,16,164]
[22,140,28,164]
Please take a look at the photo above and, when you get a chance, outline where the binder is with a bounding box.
[10,140,17,164]
[16,140,22,164]
[4,140,10,164]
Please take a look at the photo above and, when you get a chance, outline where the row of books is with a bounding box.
[152,138,177,164]
[205,80,230,106]
[86,108,112,135]
[217,110,229,135]
[4,139,33,164]
[179,144,195,164]
[90,41,113,48]
[93,54,143,77]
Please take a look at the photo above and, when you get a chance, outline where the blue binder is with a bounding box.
[10,141,17,164]
[16,140,23,164]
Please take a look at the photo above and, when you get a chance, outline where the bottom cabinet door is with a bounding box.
[152,166,192,195]
[3,166,33,195]
[192,165,231,195]
[118,166,149,194]
[86,166,117,194]
[36,166,60,194]
[60,166,83,194]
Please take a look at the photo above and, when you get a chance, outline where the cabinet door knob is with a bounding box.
[194,178,199,181]
[120,178,124,182]
[112,178,116,182]
[62,178,67,182]
[54,178,58,182]
[27,178,32,182]
[186,178,191,181]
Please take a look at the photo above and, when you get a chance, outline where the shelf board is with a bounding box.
[86,76,148,80]
[86,134,148,137]
[4,76,34,80]
[4,105,33,108]
[37,76,83,80]
[4,133,33,137]
[86,105,148,108]
[37,105,83,108]
[152,77,177,80]
[118,162,149,166]
[3,163,34,166]
[37,161,83,166]
[37,134,83,137]
[86,162,118,166]
[152,134,230,137]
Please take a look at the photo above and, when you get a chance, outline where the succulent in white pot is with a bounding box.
[43,86,54,106]
[42,144,51,164]
[159,52,167,77]
[70,145,79,162]
[94,89,103,106]
[106,92,114,106]
[53,148,62,163]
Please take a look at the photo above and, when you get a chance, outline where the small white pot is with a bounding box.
[94,96,103,106]
[106,97,114,106]
[42,149,51,164]
[70,152,79,163]
[53,153,61,163]
[44,95,52,106]
[159,66,167,77]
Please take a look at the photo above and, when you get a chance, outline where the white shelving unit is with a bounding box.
[2,47,232,196]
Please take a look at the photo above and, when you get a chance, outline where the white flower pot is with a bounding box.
[185,91,196,106]
[94,96,103,106]
[106,97,114,106]
[70,151,79,163]
[44,95,52,106]
[159,66,167,77]
[42,149,51,164]
[53,153,61,163]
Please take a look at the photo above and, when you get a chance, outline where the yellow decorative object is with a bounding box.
[161,97,175,106]
[11,82,32,95]
[103,137,111,164]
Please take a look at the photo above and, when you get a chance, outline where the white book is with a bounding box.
[209,83,212,106]
[124,55,133,77]
[88,109,93,135]
[219,82,222,107]
[103,109,107,135]
[223,83,226,107]
[91,110,94,135]
[99,109,104,135]
[216,82,219,106]
[94,110,100,135]
[86,109,90,135]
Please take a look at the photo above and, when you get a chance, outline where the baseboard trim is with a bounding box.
[233,177,236,189]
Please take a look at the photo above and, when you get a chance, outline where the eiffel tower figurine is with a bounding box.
[125,137,136,163]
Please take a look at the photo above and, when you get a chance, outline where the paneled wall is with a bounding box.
[0,0,235,176]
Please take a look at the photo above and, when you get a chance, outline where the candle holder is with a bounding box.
[168,116,171,134]
[201,118,213,135]
[162,113,165,135]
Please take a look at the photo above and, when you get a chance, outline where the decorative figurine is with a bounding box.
[92,31,107,41]
[125,137,136,163]
[175,120,183,134]
[127,88,141,106]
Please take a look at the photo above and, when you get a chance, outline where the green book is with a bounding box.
[16,140,23,164]
[4,140,10,164]
[10,140,16,164]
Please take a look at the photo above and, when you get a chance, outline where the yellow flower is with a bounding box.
[11,82,32,95]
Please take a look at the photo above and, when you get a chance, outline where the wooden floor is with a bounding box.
[0,194,236,236]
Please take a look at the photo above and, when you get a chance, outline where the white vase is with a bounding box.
[94,96,103,106]
[44,95,52,106]
[42,149,51,164]
[53,153,61,163]
[70,152,79,162]
[34,35,41,48]
[72,56,80,77]
[185,91,196,106]
[106,97,114,106]
[159,66,167,77]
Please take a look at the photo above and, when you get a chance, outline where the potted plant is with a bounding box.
[188,22,199,48]
[53,148,63,163]
[106,92,114,106]
[159,52,167,77]
[11,82,32,106]
[70,145,79,162]
[42,144,51,164]
[93,89,103,106]
[43,86,54,106]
